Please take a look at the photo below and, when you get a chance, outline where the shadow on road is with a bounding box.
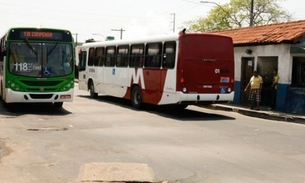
[0,101,72,117]
[78,95,235,121]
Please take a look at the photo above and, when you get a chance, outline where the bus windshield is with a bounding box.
[8,42,73,77]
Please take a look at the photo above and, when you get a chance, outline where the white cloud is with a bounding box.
[123,11,171,40]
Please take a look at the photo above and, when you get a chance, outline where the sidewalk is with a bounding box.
[207,103,305,124]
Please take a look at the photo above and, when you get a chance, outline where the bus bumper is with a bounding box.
[159,91,235,105]
[5,89,74,103]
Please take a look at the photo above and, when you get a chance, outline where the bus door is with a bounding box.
[103,46,117,95]
[143,43,163,104]
[114,45,129,97]
[78,50,87,90]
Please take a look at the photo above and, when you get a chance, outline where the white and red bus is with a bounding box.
[77,31,234,109]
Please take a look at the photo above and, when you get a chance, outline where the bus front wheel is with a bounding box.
[89,81,98,98]
[131,86,142,109]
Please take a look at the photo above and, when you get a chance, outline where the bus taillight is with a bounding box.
[180,77,184,83]
[179,77,187,92]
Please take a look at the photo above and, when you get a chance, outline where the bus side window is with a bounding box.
[162,41,176,69]
[78,51,87,71]
[95,47,104,66]
[105,46,116,67]
[130,44,144,68]
[88,48,95,66]
[145,42,162,68]
[117,45,129,67]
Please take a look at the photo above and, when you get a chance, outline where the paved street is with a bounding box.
[0,85,305,183]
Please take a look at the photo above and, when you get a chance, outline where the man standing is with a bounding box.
[244,70,263,110]
[270,69,279,110]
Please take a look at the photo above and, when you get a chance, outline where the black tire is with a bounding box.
[176,104,188,110]
[89,81,98,98]
[131,86,142,109]
[54,102,63,108]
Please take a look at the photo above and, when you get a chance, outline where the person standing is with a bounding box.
[270,69,279,110]
[244,70,263,110]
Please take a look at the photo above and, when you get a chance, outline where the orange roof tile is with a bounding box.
[214,20,305,45]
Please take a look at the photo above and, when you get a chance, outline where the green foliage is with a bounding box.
[186,0,292,32]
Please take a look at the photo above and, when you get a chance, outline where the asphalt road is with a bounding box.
[0,85,305,183]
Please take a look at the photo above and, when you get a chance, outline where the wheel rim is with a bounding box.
[90,83,94,96]
[134,90,140,105]
[132,87,142,108]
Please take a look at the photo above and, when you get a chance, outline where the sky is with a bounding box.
[0,0,304,43]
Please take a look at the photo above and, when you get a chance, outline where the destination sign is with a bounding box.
[9,28,72,41]
[20,31,63,40]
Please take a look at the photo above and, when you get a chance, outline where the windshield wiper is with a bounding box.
[24,39,37,55]
[47,42,59,56]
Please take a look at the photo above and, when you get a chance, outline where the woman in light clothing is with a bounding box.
[244,70,263,110]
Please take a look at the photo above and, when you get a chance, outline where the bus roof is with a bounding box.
[3,27,73,42]
[82,33,179,48]
[6,27,72,33]
[81,32,232,48]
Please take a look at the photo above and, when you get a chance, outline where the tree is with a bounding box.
[186,0,292,32]
[85,38,96,43]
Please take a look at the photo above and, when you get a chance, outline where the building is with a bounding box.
[216,20,305,114]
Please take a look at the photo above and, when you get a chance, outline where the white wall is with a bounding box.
[234,44,291,84]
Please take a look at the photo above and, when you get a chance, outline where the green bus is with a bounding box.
[0,27,75,107]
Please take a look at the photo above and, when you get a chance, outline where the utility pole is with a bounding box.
[171,13,176,33]
[111,28,125,39]
[250,0,254,26]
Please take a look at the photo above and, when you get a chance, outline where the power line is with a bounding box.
[111,28,126,39]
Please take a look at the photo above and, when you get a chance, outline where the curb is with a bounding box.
[209,104,305,125]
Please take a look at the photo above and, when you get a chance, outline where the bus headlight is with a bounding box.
[228,88,232,92]
[8,81,23,91]
[182,87,187,93]
[60,81,74,91]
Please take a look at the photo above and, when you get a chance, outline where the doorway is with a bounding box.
[257,57,278,106]
[241,57,254,105]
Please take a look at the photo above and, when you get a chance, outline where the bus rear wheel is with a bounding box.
[131,86,142,109]
[89,81,98,98]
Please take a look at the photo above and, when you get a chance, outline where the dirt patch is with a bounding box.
[0,140,11,162]
[27,126,68,131]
